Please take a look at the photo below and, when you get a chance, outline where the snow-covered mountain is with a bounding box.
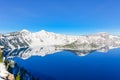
[0,29,120,58]
[0,29,79,49]
[62,32,120,50]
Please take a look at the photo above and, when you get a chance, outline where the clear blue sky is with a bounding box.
[0,0,120,34]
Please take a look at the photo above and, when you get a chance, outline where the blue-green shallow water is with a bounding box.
[13,48,120,80]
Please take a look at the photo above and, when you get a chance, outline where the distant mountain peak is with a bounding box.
[20,29,30,33]
[39,30,48,33]
[40,30,46,32]
[98,32,109,34]
[37,30,49,35]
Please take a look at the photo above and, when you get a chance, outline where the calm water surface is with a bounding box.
[13,48,120,80]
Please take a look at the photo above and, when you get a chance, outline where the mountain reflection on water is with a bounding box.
[8,47,120,80]
[5,45,113,59]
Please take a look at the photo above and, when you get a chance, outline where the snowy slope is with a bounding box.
[0,63,14,80]
[62,32,120,50]
[0,29,120,58]
[0,29,79,48]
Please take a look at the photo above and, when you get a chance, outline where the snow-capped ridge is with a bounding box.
[97,32,109,36]
[0,29,120,58]
[39,30,47,33]
[20,29,30,32]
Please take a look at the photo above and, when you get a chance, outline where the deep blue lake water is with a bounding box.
[12,48,120,80]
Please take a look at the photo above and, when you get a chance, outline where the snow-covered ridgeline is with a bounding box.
[0,29,120,58]
[0,29,79,49]
[1,29,120,49]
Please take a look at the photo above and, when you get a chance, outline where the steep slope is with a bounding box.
[0,30,120,58]
[0,29,79,49]
[0,30,32,49]
[0,62,14,80]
